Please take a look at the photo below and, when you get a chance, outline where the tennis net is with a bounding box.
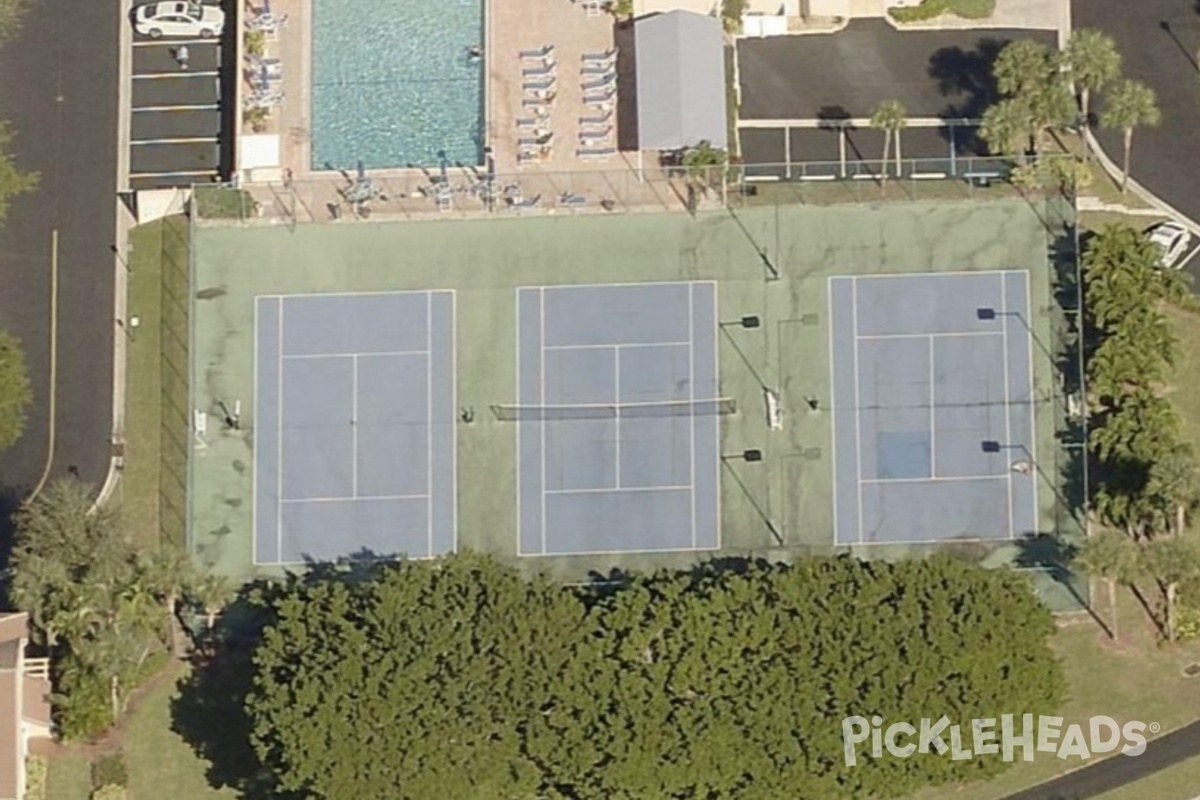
[490,398,737,421]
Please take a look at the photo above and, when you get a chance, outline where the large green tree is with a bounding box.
[0,329,32,451]
[1073,530,1139,640]
[247,555,1064,800]
[1143,537,1200,643]
[1100,79,1161,196]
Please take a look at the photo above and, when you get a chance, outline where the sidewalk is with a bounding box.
[887,0,1067,32]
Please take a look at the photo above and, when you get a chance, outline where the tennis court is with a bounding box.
[253,291,456,564]
[829,270,1037,544]
[513,282,721,556]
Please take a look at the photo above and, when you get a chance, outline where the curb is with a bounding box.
[94,0,135,514]
[1084,129,1200,237]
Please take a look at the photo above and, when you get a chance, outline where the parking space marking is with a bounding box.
[131,137,220,145]
[133,104,220,112]
[133,38,220,47]
[129,169,220,178]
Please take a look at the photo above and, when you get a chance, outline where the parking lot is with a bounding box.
[130,7,227,189]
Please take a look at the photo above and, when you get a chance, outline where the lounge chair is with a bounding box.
[576,147,616,158]
[581,48,617,62]
[511,194,542,208]
[579,125,612,139]
[523,95,555,107]
[581,73,616,90]
[580,64,613,75]
[524,77,556,91]
[516,117,545,128]
[583,86,616,103]
[522,61,556,76]
[520,45,553,59]
[518,133,552,146]
[579,110,612,125]
[559,192,587,206]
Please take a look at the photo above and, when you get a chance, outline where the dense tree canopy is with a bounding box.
[247,554,1064,800]
[0,329,31,450]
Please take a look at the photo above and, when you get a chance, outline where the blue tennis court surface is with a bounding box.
[829,271,1037,544]
[254,291,456,564]
[516,282,721,556]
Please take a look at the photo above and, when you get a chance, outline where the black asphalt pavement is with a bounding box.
[737,20,1055,120]
[0,2,119,499]
[999,719,1200,800]
[1075,0,1200,226]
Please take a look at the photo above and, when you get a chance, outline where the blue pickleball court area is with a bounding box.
[829,271,1038,544]
[253,291,456,564]
[514,282,722,556]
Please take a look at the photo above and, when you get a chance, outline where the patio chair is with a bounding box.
[583,86,616,103]
[579,110,612,126]
[581,48,617,62]
[579,125,612,140]
[522,61,556,77]
[577,147,616,158]
[523,77,556,91]
[520,45,553,59]
[581,73,616,90]
[518,133,553,146]
[558,192,587,207]
[580,64,613,75]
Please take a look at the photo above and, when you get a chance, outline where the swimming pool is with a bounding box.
[310,0,484,170]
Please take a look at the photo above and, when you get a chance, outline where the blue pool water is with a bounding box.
[310,0,484,170]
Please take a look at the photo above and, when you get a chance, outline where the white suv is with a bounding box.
[1148,221,1193,270]
[134,2,226,38]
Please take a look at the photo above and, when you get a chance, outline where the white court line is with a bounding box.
[545,485,693,495]
[528,542,722,558]
[856,331,1003,341]
[515,288,524,556]
[1001,274,1015,538]
[688,284,697,548]
[449,290,459,552]
[929,336,936,478]
[827,278,840,546]
[542,341,691,351]
[525,279,701,293]
[1023,272,1040,538]
[852,277,865,545]
[848,268,1025,282]
[540,287,548,556]
[426,292,433,558]
[710,281,721,551]
[282,349,429,360]
[614,346,621,489]
[251,298,260,566]
[257,288,449,301]
[281,493,430,503]
[276,298,285,561]
[861,475,1007,485]
[351,356,358,498]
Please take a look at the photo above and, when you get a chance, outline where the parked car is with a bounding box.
[134,1,225,38]
[1148,221,1193,270]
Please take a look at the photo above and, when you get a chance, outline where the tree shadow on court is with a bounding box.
[927,38,1006,123]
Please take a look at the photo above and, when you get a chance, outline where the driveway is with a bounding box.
[736,20,1056,120]
[0,1,119,501]
[1075,0,1200,227]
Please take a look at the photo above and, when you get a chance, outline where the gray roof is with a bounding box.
[634,11,727,151]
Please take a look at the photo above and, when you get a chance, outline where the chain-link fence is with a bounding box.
[188,155,1075,228]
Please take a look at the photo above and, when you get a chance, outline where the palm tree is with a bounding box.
[980,98,1034,162]
[1061,29,1122,160]
[191,574,236,633]
[869,100,907,186]
[681,140,728,190]
[1150,444,1200,538]
[142,545,197,657]
[1142,537,1200,643]
[1100,79,1161,196]
[1074,530,1138,641]
[994,39,1055,97]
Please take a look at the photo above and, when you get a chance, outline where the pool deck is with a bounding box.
[244,0,667,215]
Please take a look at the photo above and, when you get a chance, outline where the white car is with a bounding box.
[134,2,225,38]
[1148,221,1193,270]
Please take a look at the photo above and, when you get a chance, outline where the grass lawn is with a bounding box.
[1094,753,1200,799]
[119,217,190,551]
[44,754,90,800]
[1166,303,1200,450]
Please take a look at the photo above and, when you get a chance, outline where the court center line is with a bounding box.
[427,292,434,558]
[1000,275,1015,538]
[281,493,430,503]
[277,298,285,561]
[545,485,694,495]
[542,340,691,351]
[614,346,621,489]
[688,284,697,548]
[929,336,936,478]
[540,287,548,556]
[855,331,1003,341]
[1023,272,1040,538]
[851,278,865,545]
[351,355,358,498]
[282,348,430,360]
[861,475,1007,485]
